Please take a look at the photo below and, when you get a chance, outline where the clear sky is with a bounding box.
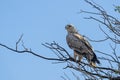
[0,0,120,80]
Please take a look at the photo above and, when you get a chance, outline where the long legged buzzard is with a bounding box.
[65,24,100,67]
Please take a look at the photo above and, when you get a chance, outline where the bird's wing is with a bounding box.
[66,32,93,54]
[66,32,94,54]
[66,33,83,53]
[73,33,93,52]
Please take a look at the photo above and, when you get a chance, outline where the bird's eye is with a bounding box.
[68,25,72,27]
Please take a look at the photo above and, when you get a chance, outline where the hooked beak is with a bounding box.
[65,25,68,30]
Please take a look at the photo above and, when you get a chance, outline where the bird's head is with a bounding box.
[65,24,77,33]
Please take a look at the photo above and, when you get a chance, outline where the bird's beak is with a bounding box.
[65,25,67,30]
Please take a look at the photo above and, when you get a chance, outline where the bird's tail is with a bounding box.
[91,52,100,64]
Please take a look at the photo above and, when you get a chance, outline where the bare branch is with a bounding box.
[1,39,120,79]
[0,43,70,61]
[83,35,109,42]
[16,34,23,50]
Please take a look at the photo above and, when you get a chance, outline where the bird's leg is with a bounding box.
[78,54,83,63]
[74,50,77,62]
[74,50,83,63]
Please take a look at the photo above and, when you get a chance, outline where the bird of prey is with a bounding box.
[65,24,100,67]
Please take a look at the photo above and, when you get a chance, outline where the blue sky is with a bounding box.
[0,0,120,80]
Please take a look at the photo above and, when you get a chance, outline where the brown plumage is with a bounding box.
[65,24,100,67]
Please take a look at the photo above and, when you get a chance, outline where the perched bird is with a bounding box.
[65,24,100,67]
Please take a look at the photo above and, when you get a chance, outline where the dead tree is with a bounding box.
[0,0,120,80]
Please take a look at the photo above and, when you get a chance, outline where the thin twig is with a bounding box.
[16,34,23,50]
